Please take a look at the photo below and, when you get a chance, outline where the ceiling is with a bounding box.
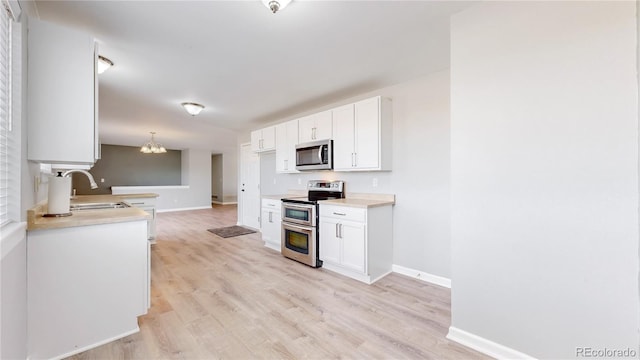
[31,0,476,154]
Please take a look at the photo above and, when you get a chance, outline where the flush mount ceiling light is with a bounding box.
[140,132,167,154]
[97,55,114,74]
[262,0,291,14]
[181,102,205,116]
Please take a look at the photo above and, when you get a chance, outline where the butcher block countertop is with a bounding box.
[27,194,156,231]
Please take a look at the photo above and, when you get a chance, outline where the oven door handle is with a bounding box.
[283,222,314,232]
[283,203,314,210]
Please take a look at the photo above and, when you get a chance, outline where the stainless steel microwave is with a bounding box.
[295,140,333,171]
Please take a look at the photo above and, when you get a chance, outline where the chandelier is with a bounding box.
[140,132,167,153]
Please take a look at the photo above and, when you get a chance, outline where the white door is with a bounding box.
[240,143,260,229]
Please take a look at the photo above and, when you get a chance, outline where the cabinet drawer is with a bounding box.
[122,197,156,207]
[320,205,366,222]
[262,198,281,210]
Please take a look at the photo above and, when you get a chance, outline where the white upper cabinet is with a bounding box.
[332,96,392,171]
[27,18,98,165]
[251,125,276,152]
[275,120,299,173]
[298,110,332,143]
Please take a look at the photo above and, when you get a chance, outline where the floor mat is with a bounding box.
[207,225,257,238]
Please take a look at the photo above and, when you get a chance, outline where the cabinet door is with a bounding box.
[261,209,280,244]
[314,110,333,141]
[354,97,380,169]
[27,19,96,164]
[275,123,288,172]
[275,121,299,173]
[331,104,355,170]
[251,130,262,152]
[285,120,299,172]
[319,219,341,265]
[340,220,366,273]
[261,126,276,151]
[298,115,316,143]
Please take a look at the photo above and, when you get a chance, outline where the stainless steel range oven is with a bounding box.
[281,180,344,268]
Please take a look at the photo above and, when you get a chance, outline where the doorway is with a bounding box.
[211,154,223,204]
[239,143,260,229]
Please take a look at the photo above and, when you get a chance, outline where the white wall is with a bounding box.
[255,70,451,278]
[450,2,639,358]
[1,228,27,360]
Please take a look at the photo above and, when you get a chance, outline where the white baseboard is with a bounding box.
[447,327,535,360]
[211,201,238,205]
[156,206,212,213]
[392,264,451,288]
[51,327,140,360]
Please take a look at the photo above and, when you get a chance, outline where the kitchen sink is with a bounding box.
[70,202,130,211]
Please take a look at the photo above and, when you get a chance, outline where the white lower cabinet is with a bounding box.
[319,203,393,284]
[261,198,282,252]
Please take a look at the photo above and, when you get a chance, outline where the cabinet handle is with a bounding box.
[351,153,355,167]
[335,223,339,238]
[284,159,288,170]
[312,127,316,140]
[353,153,357,167]
[269,211,273,223]
[130,202,145,205]
[338,223,343,238]
[333,212,346,216]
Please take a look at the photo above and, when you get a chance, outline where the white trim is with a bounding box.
[211,200,238,205]
[1,221,26,259]
[48,327,140,360]
[156,206,211,213]
[447,327,536,360]
[112,185,189,191]
[392,264,451,288]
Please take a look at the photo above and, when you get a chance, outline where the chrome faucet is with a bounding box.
[62,169,98,189]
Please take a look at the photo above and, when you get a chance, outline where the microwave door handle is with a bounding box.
[318,145,324,163]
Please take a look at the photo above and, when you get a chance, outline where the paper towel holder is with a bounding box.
[43,172,73,217]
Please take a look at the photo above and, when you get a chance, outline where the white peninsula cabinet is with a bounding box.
[319,201,393,284]
[298,110,332,143]
[27,18,99,165]
[332,96,392,171]
[27,220,148,359]
[261,198,282,251]
[275,120,299,173]
[251,126,276,152]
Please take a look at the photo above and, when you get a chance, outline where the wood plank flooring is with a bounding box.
[70,205,488,359]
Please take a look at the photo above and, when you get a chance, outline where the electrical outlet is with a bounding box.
[372,178,378,187]
[100,178,105,183]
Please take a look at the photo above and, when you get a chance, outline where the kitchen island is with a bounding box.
[26,195,152,359]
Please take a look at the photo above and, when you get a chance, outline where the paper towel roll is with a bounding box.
[48,175,72,215]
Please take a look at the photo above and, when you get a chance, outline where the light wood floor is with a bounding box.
[70,205,488,359]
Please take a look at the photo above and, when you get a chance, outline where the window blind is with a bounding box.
[0,2,14,226]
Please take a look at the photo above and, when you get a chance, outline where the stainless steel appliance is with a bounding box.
[295,139,333,171]
[281,180,345,267]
